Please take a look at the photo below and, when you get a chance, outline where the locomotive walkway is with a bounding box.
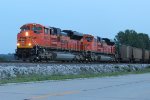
[0,73,150,100]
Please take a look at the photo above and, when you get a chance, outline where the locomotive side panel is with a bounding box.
[50,35,58,48]
[59,34,69,50]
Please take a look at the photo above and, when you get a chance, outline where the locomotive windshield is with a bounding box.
[21,26,30,31]
[86,37,93,42]
[32,26,42,34]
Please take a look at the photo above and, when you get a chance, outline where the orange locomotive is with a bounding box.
[15,23,115,62]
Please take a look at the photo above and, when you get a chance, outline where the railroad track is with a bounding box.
[0,60,149,65]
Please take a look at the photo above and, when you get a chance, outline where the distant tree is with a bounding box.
[0,57,6,61]
[115,29,150,50]
[0,53,15,61]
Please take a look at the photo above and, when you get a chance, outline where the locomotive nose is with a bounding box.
[17,31,33,48]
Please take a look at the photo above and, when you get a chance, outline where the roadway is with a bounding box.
[0,73,150,100]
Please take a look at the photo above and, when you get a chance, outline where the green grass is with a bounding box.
[0,67,150,84]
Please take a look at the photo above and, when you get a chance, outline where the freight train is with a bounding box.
[15,23,150,63]
[117,45,150,63]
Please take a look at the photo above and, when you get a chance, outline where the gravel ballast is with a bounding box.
[0,63,149,79]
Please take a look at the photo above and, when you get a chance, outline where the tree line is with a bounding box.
[115,29,150,50]
[0,54,15,61]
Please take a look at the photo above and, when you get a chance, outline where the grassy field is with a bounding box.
[0,67,150,84]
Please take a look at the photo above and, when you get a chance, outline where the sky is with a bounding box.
[0,0,150,54]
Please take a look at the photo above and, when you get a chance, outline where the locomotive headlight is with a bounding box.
[25,32,29,37]
[17,43,20,46]
[28,43,32,46]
